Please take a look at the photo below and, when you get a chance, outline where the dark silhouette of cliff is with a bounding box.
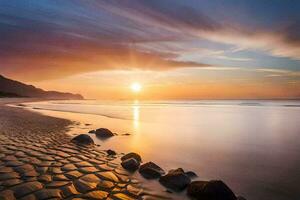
[0,75,83,100]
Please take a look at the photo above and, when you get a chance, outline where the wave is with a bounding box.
[47,100,300,108]
[283,105,300,107]
[30,106,132,121]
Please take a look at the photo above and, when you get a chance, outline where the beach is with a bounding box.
[1,99,300,200]
[1,1,299,199]
[0,99,147,200]
[19,99,300,200]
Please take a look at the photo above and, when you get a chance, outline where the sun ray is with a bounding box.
[131,82,142,93]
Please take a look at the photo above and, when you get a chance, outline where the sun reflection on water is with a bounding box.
[132,100,140,130]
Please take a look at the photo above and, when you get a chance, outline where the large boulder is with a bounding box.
[71,134,94,145]
[139,162,165,179]
[121,158,140,172]
[159,168,191,191]
[187,180,237,200]
[121,152,142,163]
[95,128,114,138]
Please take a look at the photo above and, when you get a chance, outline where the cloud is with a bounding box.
[0,0,299,81]
[255,68,291,74]
[256,68,300,77]
[198,28,300,60]
[0,0,212,80]
[119,1,300,60]
[215,55,252,62]
[93,0,300,60]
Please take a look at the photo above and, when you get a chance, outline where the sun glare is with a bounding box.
[131,82,142,93]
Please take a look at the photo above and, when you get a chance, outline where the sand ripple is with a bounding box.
[0,105,142,200]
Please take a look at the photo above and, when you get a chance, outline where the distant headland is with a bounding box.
[0,74,83,100]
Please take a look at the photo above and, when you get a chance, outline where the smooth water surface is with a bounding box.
[24,100,300,200]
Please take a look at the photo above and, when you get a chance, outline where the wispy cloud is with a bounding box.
[199,28,300,60]
[0,0,299,81]
[95,1,300,60]
[256,68,300,77]
[0,0,212,80]
[255,68,291,74]
[199,67,241,71]
[215,55,252,62]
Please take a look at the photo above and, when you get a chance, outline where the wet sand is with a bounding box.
[0,99,145,200]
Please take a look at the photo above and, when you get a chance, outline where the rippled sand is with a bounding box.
[0,100,146,199]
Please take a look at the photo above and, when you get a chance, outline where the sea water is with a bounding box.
[24,100,300,200]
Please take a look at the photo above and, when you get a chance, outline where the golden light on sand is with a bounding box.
[130,82,142,93]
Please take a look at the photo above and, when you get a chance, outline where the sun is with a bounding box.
[130,82,142,93]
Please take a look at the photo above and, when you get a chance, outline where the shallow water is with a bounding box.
[24,100,300,200]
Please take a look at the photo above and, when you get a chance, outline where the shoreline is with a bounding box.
[0,99,147,199]
[1,98,249,200]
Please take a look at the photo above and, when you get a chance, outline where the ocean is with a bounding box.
[23,100,300,200]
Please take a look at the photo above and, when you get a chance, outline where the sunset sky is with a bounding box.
[0,0,300,99]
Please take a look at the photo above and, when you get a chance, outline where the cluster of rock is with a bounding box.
[71,128,246,200]
[72,128,116,148]
[119,152,246,200]
[0,124,142,200]
[72,127,117,145]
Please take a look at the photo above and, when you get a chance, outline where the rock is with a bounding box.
[159,168,191,191]
[71,134,94,145]
[237,196,247,200]
[106,149,116,156]
[185,171,198,179]
[187,180,237,200]
[121,158,140,172]
[88,130,95,133]
[139,162,165,179]
[121,152,142,163]
[95,128,114,138]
